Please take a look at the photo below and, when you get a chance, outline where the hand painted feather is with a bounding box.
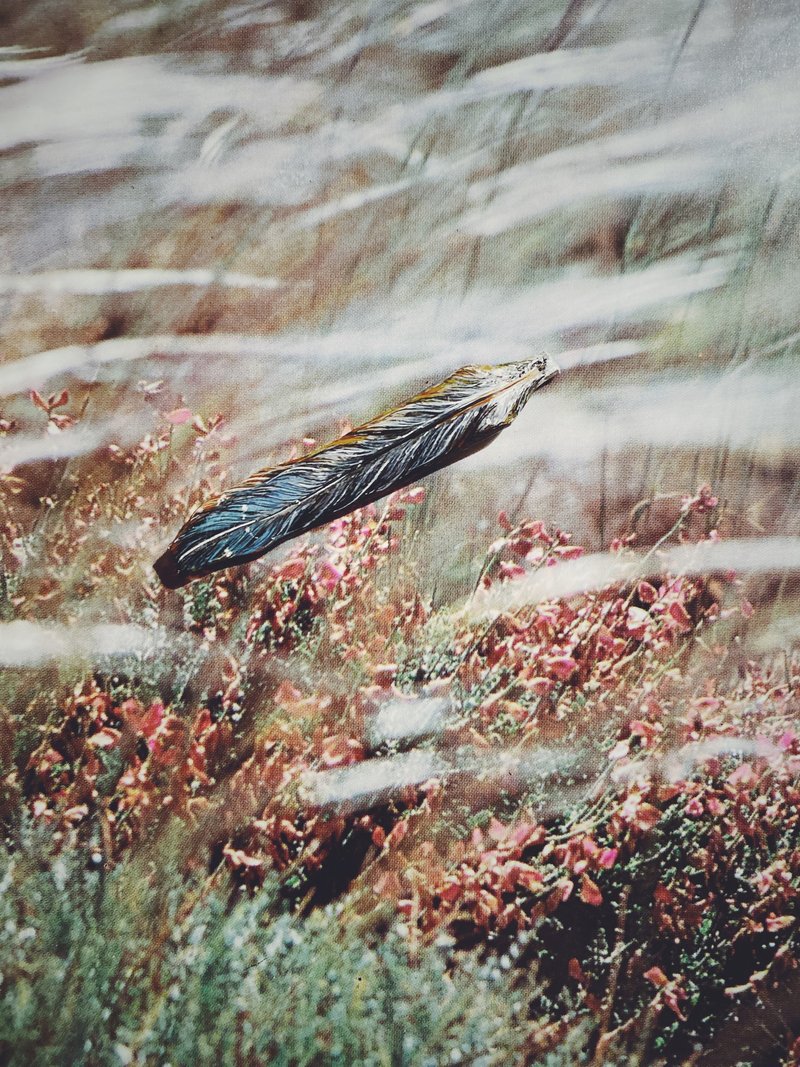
[153,355,559,588]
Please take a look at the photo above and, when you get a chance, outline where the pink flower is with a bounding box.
[524,677,555,697]
[544,654,578,681]
[637,581,659,604]
[727,762,757,789]
[276,558,306,581]
[522,520,551,543]
[552,545,585,560]
[488,817,509,841]
[629,720,661,746]
[765,914,795,932]
[165,407,193,425]
[400,486,426,505]
[778,729,797,752]
[499,561,526,581]
[644,966,668,987]
[580,874,603,906]
[681,483,719,514]
[668,601,692,632]
[319,560,345,591]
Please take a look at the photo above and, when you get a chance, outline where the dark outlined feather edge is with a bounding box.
[154,356,559,588]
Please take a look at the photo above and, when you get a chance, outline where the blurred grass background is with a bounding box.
[2,0,799,573]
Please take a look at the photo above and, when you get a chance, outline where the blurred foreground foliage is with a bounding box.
[0,824,545,1067]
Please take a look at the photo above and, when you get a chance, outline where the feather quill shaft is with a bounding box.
[154,355,559,588]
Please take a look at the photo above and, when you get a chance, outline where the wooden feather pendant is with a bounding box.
[154,355,559,588]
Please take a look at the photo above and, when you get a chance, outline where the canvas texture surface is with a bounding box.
[1,3,799,1065]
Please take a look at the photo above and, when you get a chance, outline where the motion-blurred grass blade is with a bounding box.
[153,356,559,588]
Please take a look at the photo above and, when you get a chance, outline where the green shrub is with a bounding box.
[0,825,546,1067]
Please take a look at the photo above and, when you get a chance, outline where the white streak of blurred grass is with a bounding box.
[315,38,672,144]
[0,620,163,667]
[367,694,453,746]
[302,743,584,813]
[0,269,286,297]
[463,73,800,234]
[0,422,140,470]
[466,537,800,618]
[0,50,84,79]
[303,736,789,816]
[465,362,797,467]
[0,57,320,155]
[659,737,782,783]
[302,750,448,810]
[0,254,728,398]
[0,336,304,396]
